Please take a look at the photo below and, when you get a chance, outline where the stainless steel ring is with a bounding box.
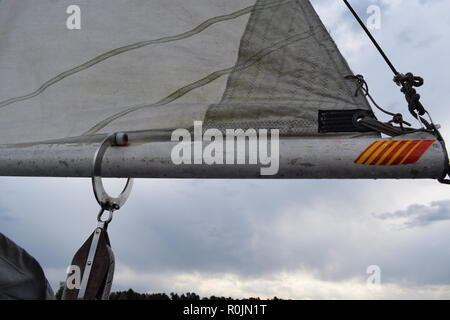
[91,133,134,211]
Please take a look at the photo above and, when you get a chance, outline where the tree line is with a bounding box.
[55,286,282,300]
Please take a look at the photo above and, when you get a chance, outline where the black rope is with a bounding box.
[342,0,399,76]
[393,73,428,122]
[345,75,410,128]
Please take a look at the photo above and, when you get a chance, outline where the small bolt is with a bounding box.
[87,261,92,266]
[114,132,129,146]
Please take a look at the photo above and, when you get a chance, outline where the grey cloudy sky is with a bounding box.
[1,0,450,299]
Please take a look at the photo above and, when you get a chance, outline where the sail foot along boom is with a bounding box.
[0,0,448,181]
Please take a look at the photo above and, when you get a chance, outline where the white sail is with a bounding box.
[0,0,256,144]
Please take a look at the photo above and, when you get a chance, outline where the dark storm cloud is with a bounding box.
[110,179,450,288]
[375,200,450,228]
[112,179,363,277]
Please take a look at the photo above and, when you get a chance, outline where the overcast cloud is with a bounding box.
[2,0,450,299]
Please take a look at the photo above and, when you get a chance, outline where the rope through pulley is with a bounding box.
[345,74,411,131]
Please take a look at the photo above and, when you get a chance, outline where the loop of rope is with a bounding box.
[345,75,411,130]
[393,72,431,129]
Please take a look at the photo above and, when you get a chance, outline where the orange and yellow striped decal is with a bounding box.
[354,140,436,166]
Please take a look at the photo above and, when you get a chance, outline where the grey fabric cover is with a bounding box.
[0,233,54,300]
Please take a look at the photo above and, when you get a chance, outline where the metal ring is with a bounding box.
[91,133,134,211]
[97,208,114,224]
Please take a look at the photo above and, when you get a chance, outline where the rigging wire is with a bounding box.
[342,0,398,76]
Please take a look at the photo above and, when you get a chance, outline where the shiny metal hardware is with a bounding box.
[91,132,134,213]
[73,132,132,300]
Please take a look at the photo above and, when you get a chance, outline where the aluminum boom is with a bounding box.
[0,133,445,179]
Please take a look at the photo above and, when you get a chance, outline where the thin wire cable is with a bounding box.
[342,0,399,75]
